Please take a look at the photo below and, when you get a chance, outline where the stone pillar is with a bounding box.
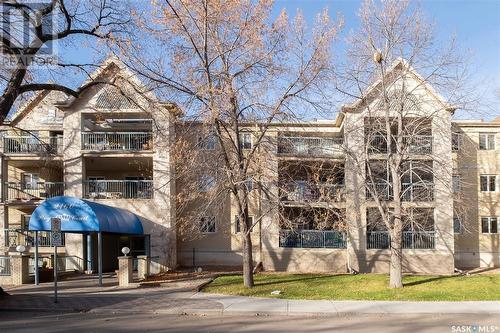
[11,254,30,285]
[118,256,133,287]
[137,255,150,280]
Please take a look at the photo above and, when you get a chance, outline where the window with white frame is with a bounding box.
[453,215,463,234]
[239,133,252,150]
[452,132,461,151]
[452,175,461,193]
[199,216,216,233]
[198,174,215,192]
[235,215,254,233]
[22,173,39,189]
[479,133,495,150]
[480,175,497,192]
[481,217,498,234]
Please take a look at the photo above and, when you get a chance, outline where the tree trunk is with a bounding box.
[242,230,254,287]
[389,225,403,288]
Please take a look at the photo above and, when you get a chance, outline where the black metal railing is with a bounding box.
[279,229,347,248]
[366,231,435,249]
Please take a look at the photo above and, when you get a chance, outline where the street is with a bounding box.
[0,311,499,333]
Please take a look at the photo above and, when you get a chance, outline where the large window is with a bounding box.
[479,133,495,150]
[481,217,498,234]
[480,175,497,192]
[199,216,216,233]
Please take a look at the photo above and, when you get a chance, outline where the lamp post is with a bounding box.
[121,247,130,256]
[15,245,26,254]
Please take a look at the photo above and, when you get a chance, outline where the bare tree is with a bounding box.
[0,0,131,123]
[337,0,471,288]
[120,0,340,287]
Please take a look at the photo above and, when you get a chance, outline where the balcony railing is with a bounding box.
[281,181,345,202]
[366,182,434,202]
[3,136,63,154]
[279,229,347,248]
[5,182,64,201]
[277,136,343,157]
[3,229,65,248]
[367,134,432,154]
[367,231,435,249]
[83,180,153,199]
[81,132,153,151]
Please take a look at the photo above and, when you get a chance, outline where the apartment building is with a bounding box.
[0,58,498,277]
[0,59,176,273]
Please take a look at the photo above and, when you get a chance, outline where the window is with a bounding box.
[479,133,495,150]
[453,215,463,234]
[481,217,498,234]
[239,133,252,150]
[246,178,253,192]
[199,216,216,233]
[235,215,254,233]
[88,177,106,195]
[198,132,217,150]
[198,174,215,192]
[22,173,39,189]
[452,175,461,193]
[452,132,461,151]
[480,175,497,192]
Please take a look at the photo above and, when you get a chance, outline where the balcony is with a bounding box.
[279,229,346,248]
[365,182,434,202]
[3,136,63,155]
[368,134,432,154]
[83,180,153,199]
[366,231,435,249]
[81,132,153,152]
[5,182,64,201]
[4,229,65,248]
[281,181,345,203]
[277,136,343,157]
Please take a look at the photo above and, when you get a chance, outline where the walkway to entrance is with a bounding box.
[1,273,215,313]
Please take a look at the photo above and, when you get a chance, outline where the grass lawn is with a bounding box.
[203,273,500,301]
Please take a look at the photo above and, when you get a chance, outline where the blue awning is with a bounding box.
[29,196,144,234]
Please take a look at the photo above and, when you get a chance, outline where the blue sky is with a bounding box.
[59,0,500,118]
[272,0,500,118]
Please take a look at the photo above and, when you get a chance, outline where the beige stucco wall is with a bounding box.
[453,124,500,268]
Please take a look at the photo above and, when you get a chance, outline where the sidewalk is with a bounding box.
[188,293,500,316]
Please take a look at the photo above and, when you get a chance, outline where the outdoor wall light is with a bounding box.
[121,247,130,256]
[16,245,26,254]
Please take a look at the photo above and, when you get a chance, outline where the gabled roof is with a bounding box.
[55,55,162,109]
[340,58,457,114]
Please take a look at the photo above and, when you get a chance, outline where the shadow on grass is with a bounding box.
[403,275,456,287]
[208,274,350,289]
